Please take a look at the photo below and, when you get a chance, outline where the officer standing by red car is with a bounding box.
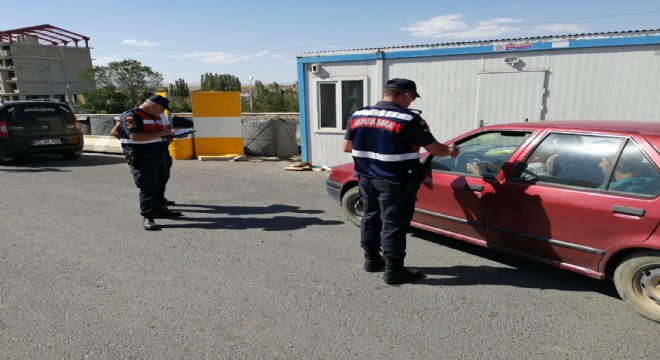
[342,78,459,285]
[119,94,181,230]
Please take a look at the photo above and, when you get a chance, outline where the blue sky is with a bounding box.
[3,0,660,86]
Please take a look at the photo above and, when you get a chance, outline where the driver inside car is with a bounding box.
[466,158,504,175]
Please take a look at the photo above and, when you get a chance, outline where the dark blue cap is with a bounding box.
[384,78,421,98]
[148,94,171,111]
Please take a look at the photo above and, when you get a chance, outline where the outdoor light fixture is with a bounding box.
[504,57,521,66]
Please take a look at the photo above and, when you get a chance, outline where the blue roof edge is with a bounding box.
[297,32,660,64]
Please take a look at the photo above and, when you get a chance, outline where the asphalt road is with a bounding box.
[0,153,658,359]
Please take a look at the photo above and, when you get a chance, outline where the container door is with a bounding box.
[477,71,546,126]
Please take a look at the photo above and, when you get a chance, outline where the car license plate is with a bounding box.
[32,139,62,146]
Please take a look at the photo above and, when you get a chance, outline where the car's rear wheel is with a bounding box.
[613,251,660,322]
[341,186,362,227]
[0,155,14,165]
[62,152,82,159]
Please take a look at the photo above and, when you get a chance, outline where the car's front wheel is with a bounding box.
[341,186,362,227]
[613,251,660,322]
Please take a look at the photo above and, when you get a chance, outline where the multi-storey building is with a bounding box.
[0,24,92,103]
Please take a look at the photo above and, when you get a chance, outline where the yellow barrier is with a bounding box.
[168,138,194,160]
[191,92,243,157]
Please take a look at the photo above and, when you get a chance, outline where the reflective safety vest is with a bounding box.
[349,105,422,179]
[119,109,167,152]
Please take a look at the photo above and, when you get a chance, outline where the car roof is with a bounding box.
[483,120,660,136]
[1,99,66,104]
[0,100,70,109]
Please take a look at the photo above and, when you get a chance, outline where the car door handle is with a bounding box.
[612,205,646,217]
[466,183,484,191]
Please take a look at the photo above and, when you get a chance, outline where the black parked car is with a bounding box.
[0,100,84,164]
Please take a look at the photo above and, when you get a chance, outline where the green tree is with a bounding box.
[200,73,241,91]
[252,81,274,111]
[168,78,190,97]
[76,85,129,114]
[249,81,299,112]
[170,97,192,112]
[79,59,164,112]
[282,82,299,112]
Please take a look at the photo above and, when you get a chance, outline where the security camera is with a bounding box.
[504,57,520,66]
[307,63,320,74]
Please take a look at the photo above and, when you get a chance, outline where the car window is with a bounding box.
[514,133,625,188]
[514,133,624,187]
[601,141,660,197]
[514,133,660,196]
[430,131,531,176]
[1,103,74,131]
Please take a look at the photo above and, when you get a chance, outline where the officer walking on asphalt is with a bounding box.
[119,94,182,230]
[342,78,459,285]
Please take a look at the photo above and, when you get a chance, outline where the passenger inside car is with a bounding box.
[544,135,611,187]
[517,150,554,181]
[524,150,552,177]
[596,141,660,196]
[599,153,660,196]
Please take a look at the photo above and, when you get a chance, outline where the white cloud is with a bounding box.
[401,14,586,40]
[121,39,160,47]
[169,50,269,63]
[401,14,523,40]
[401,14,463,38]
[532,23,587,34]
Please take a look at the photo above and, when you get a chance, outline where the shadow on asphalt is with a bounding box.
[408,229,619,298]
[172,203,325,215]
[158,203,343,231]
[0,153,124,171]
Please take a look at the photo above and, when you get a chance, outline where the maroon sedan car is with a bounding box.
[326,121,660,322]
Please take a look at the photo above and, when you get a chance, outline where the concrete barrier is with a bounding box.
[191,92,243,158]
[80,110,300,158]
[83,135,122,154]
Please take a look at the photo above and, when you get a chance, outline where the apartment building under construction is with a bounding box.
[0,24,93,103]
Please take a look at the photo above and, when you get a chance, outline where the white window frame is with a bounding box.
[316,77,368,133]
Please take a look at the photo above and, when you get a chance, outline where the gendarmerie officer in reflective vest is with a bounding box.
[342,78,459,285]
[112,92,178,207]
[119,94,180,231]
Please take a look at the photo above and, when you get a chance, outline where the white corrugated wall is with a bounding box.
[545,46,660,121]
[304,45,660,166]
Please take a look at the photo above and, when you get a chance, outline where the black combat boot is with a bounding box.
[143,216,160,231]
[363,251,385,272]
[153,206,183,219]
[383,258,425,285]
